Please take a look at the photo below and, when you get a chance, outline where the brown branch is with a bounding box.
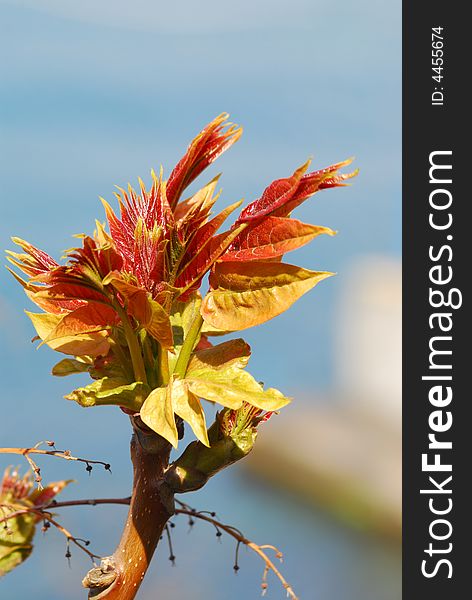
[2,492,299,598]
[81,430,174,599]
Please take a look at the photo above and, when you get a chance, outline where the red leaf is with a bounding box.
[32,280,109,305]
[272,159,357,217]
[235,161,309,223]
[167,114,242,209]
[102,173,172,293]
[236,159,357,223]
[221,217,335,262]
[180,200,242,267]
[175,226,244,295]
[195,334,213,350]
[7,238,59,277]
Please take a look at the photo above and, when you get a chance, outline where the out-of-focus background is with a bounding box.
[0,1,401,599]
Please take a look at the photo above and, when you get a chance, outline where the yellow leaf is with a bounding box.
[185,366,291,411]
[201,261,333,331]
[187,338,250,375]
[140,387,178,448]
[172,379,210,447]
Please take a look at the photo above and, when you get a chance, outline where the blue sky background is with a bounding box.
[0,1,400,598]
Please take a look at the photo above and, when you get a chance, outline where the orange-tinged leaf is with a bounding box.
[221,217,335,262]
[42,304,117,343]
[104,275,174,349]
[31,281,107,305]
[25,312,110,357]
[201,261,334,330]
[140,387,178,448]
[47,334,110,357]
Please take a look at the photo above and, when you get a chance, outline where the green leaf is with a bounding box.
[201,261,333,331]
[0,545,33,577]
[171,294,203,343]
[169,294,203,373]
[0,474,71,577]
[140,387,178,447]
[0,510,35,577]
[65,377,147,411]
[52,358,90,377]
[185,366,291,411]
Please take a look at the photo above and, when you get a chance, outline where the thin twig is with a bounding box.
[0,444,111,489]
[0,505,99,563]
[175,499,298,600]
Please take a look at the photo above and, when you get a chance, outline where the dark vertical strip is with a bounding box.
[403,2,467,598]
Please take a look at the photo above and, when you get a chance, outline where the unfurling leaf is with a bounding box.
[7,116,353,462]
[65,377,148,412]
[201,261,334,330]
[165,403,272,493]
[167,113,242,208]
[140,386,178,448]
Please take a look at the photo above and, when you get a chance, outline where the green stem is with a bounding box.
[157,343,170,386]
[173,311,204,378]
[109,336,134,382]
[114,303,148,385]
